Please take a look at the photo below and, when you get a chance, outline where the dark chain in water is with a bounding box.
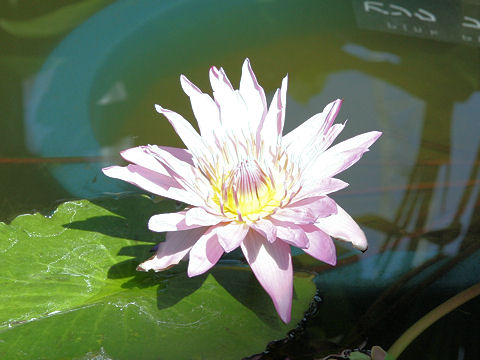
[244,290,373,359]
[243,290,323,360]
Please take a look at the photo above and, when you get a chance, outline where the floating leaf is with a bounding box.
[0,196,315,359]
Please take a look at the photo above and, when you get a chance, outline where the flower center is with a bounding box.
[221,159,275,220]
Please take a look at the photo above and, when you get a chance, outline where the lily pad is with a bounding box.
[0,195,316,359]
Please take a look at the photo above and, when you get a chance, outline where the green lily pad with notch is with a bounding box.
[0,195,316,359]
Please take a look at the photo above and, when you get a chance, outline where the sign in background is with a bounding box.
[353,0,480,47]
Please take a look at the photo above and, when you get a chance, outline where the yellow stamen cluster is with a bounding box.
[220,159,278,220]
[198,133,302,222]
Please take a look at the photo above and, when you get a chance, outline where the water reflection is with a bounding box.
[0,0,479,358]
[342,43,401,64]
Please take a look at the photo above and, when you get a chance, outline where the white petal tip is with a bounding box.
[136,255,156,272]
[242,58,253,72]
[363,131,383,150]
[101,165,122,178]
[119,148,130,157]
[187,265,204,278]
[275,304,291,323]
[180,74,201,96]
[209,66,219,76]
[179,74,187,85]
[352,236,368,252]
[137,256,177,273]
[147,218,161,232]
[136,265,147,272]
[101,166,114,175]
[369,131,383,144]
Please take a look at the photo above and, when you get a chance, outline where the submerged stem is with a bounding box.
[387,281,480,359]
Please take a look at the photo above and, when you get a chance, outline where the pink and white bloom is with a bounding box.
[103,59,381,323]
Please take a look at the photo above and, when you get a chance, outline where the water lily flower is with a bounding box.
[103,59,381,323]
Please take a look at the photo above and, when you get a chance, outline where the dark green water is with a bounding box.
[1,0,479,358]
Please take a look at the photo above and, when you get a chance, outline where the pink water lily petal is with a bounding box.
[209,66,249,135]
[241,230,293,323]
[310,131,382,179]
[269,219,309,248]
[317,100,343,140]
[283,99,343,156]
[279,76,287,132]
[256,87,278,154]
[185,207,225,227]
[295,177,349,202]
[216,222,249,252]
[155,104,208,160]
[209,65,234,91]
[272,196,337,224]
[180,75,221,141]
[239,58,267,133]
[187,226,224,277]
[137,227,207,272]
[102,165,203,207]
[146,145,197,179]
[147,145,193,164]
[120,146,172,174]
[315,203,368,251]
[145,145,210,199]
[251,218,277,243]
[317,123,346,153]
[149,211,188,232]
[257,75,288,155]
[148,210,215,232]
[301,224,336,266]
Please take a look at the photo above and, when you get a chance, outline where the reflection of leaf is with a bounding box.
[0,196,315,359]
[0,0,113,38]
[356,214,405,235]
[0,55,44,75]
[356,215,462,246]
[419,222,461,246]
